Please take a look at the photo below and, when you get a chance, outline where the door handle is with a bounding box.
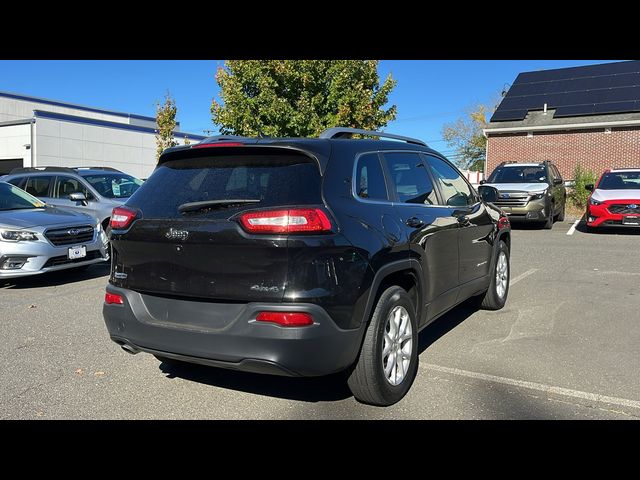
[406,217,424,228]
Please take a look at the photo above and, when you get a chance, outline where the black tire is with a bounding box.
[543,208,554,229]
[347,286,419,406]
[477,240,510,310]
[556,200,566,222]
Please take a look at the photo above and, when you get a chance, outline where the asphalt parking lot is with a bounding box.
[1,218,639,419]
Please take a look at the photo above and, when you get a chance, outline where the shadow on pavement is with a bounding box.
[158,297,481,404]
[575,220,640,235]
[418,298,479,355]
[158,360,352,403]
[0,262,110,289]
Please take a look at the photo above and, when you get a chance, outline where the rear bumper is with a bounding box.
[103,284,364,377]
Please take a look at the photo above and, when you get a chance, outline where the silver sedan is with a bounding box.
[0,181,109,279]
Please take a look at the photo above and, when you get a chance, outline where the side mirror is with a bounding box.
[479,179,486,185]
[478,185,499,203]
[69,192,87,204]
[585,184,594,192]
[553,178,564,185]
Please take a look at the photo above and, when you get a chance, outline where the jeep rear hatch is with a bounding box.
[110,147,326,302]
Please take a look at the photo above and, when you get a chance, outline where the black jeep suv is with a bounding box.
[103,127,511,406]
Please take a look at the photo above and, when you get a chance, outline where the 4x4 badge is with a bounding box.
[165,228,189,241]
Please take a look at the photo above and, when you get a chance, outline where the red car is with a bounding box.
[585,168,640,229]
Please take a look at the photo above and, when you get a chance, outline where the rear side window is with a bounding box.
[23,176,54,197]
[127,151,322,218]
[355,153,388,201]
[54,176,93,200]
[383,152,438,204]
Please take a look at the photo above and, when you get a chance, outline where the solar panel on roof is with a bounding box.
[490,61,640,122]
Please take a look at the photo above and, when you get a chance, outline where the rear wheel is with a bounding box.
[347,286,418,406]
[477,240,510,310]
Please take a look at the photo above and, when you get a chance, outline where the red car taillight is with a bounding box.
[238,208,333,234]
[110,206,137,230]
[255,312,314,327]
[105,292,124,305]
[498,216,510,230]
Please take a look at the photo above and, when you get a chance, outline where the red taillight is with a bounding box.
[105,292,124,305]
[498,216,510,230]
[110,206,137,230]
[255,312,314,327]
[239,208,333,234]
[192,142,244,149]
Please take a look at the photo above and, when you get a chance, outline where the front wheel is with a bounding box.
[347,286,419,406]
[477,240,510,310]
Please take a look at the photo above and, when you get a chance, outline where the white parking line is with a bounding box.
[423,363,640,411]
[566,219,581,235]
[510,268,538,286]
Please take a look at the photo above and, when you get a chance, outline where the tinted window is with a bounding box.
[82,173,143,199]
[552,165,562,180]
[23,176,54,197]
[0,182,46,211]
[487,165,548,183]
[127,152,322,218]
[54,176,92,199]
[598,171,640,190]
[6,176,25,189]
[383,152,437,204]
[427,156,475,207]
[355,153,388,201]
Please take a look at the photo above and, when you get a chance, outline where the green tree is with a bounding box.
[211,60,397,137]
[568,163,597,209]
[155,92,178,160]
[442,104,488,171]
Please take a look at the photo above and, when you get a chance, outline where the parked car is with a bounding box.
[585,168,640,229]
[481,160,566,229]
[102,127,511,406]
[0,181,109,279]
[2,167,144,231]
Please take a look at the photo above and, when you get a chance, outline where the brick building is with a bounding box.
[484,61,640,179]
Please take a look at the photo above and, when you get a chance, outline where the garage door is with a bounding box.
[0,159,23,175]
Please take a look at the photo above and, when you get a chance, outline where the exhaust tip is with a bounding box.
[120,344,139,355]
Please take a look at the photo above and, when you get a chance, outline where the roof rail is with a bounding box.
[497,161,519,166]
[72,166,120,172]
[319,127,427,147]
[9,166,77,174]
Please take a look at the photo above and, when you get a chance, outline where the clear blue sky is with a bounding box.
[0,59,621,157]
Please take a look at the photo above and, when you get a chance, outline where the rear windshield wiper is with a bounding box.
[178,199,261,214]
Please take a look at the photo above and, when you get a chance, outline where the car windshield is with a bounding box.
[488,166,548,183]
[82,173,143,199]
[0,182,46,211]
[598,172,640,190]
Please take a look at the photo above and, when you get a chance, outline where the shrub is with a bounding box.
[567,163,597,209]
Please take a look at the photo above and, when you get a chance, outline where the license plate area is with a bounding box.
[622,215,640,225]
[68,245,87,259]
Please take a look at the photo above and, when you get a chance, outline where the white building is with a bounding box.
[0,91,206,178]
